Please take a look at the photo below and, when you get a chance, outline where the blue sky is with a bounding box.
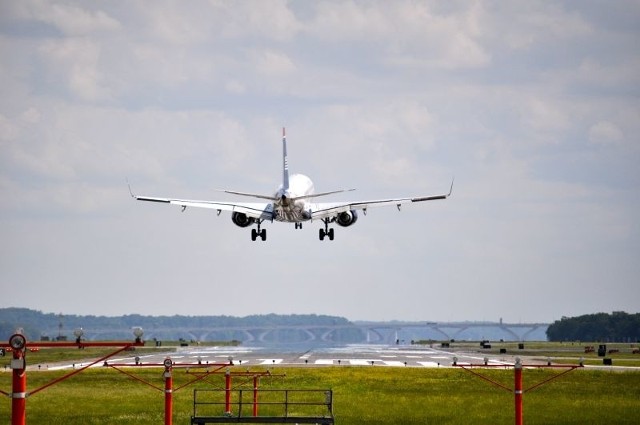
[1,0,638,322]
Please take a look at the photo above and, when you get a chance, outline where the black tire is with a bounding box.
[319,229,325,241]
[328,228,335,241]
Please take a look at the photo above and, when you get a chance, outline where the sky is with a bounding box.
[1,0,639,323]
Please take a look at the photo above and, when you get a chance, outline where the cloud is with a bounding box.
[38,38,112,101]
[588,121,624,146]
[4,0,121,36]
[308,1,491,69]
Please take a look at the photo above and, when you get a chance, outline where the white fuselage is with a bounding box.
[273,173,314,222]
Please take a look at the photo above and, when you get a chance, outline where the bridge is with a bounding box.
[43,322,549,345]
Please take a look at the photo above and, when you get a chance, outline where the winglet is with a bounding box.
[282,127,290,191]
[447,177,455,197]
[126,178,136,198]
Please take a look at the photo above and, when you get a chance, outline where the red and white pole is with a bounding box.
[514,358,523,425]
[9,334,27,425]
[225,369,232,415]
[253,375,259,417]
[163,358,173,425]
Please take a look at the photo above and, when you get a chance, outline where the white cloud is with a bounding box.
[485,1,592,51]
[3,0,121,35]
[39,38,112,101]
[254,49,297,77]
[589,121,624,146]
[309,1,491,70]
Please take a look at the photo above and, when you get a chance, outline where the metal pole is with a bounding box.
[514,358,523,425]
[11,348,26,425]
[164,364,173,425]
[253,375,259,417]
[225,369,232,414]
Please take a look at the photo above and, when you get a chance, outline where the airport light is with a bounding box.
[74,328,84,345]
[9,334,26,351]
[452,356,458,366]
[133,327,144,343]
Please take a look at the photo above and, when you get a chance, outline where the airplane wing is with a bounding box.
[132,195,274,221]
[310,180,454,221]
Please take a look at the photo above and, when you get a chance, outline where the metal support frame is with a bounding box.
[186,369,283,419]
[1,334,145,425]
[105,358,233,425]
[455,359,582,425]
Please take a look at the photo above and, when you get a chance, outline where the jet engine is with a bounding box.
[231,212,255,228]
[336,210,358,227]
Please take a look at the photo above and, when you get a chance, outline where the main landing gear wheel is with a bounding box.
[319,218,335,241]
[319,227,334,241]
[251,228,267,241]
[251,221,267,241]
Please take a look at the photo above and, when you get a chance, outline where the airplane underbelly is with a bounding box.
[274,206,311,222]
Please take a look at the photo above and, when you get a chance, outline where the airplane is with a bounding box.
[129,128,453,241]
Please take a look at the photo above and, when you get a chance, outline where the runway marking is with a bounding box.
[349,360,372,366]
[259,359,282,365]
[349,359,382,366]
[417,361,441,368]
[315,359,334,365]
[382,361,406,367]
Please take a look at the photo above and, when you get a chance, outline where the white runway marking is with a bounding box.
[260,359,282,365]
[349,360,373,366]
[382,361,406,367]
[417,361,441,368]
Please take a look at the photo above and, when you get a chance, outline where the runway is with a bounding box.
[100,343,517,369]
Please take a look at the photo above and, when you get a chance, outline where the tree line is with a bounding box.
[546,311,639,342]
[0,307,352,341]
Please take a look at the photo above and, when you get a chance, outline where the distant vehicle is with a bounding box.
[130,128,452,241]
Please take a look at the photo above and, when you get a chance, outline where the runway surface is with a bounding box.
[94,344,518,370]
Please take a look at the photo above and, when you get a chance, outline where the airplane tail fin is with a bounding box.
[282,127,290,191]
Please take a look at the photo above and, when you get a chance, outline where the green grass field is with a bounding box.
[1,365,639,424]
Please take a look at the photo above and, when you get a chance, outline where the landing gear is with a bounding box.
[251,221,267,241]
[295,222,302,229]
[319,219,334,241]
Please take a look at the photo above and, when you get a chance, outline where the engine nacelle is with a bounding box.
[231,212,255,228]
[336,210,358,227]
